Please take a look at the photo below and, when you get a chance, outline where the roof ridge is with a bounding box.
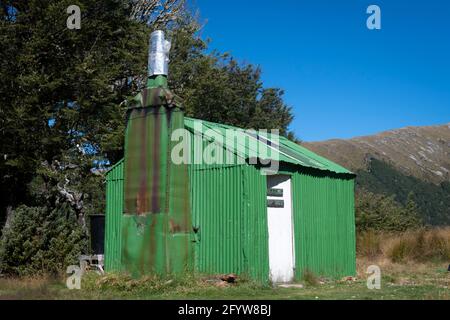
[109,117,353,175]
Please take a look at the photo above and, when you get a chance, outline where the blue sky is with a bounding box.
[191,0,450,141]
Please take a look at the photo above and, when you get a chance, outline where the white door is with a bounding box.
[266,175,295,283]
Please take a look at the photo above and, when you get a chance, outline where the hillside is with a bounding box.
[305,123,450,184]
[304,123,450,226]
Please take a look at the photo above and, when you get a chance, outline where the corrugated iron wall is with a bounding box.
[189,164,270,282]
[122,103,192,277]
[105,161,271,280]
[105,160,355,281]
[242,165,270,282]
[189,165,245,274]
[105,160,124,272]
[291,170,356,279]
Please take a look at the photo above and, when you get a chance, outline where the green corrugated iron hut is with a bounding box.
[104,31,356,283]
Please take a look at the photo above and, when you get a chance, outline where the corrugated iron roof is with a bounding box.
[108,117,353,175]
[184,117,353,175]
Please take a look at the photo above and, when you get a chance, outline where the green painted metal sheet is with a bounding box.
[291,169,356,279]
[242,165,270,282]
[189,164,270,281]
[105,161,356,280]
[106,161,271,280]
[183,117,352,174]
[105,160,124,272]
[105,115,356,281]
[124,86,182,215]
[111,117,353,178]
[189,165,245,275]
[121,80,192,277]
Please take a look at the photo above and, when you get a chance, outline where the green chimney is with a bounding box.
[122,30,192,277]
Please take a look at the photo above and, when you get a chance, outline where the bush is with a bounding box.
[0,204,87,276]
[355,190,422,232]
[356,158,450,226]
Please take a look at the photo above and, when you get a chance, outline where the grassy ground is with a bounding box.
[0,259,448,300]
[1,229,448,300]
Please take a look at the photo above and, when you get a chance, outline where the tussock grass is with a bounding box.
[1,228,449,300]
[0,275,60,299]
[356,229,383,258]
[357,227,450,263]
[83,272,207,295]
[80,272,270,299]
[0,272,271,300]
[301,269,319,287]
[387,228,450,263]
[1,264,449,300]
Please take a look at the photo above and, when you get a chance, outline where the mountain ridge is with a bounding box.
[304,122,450,185]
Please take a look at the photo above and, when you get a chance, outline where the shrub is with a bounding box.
[355,190,422,232]
[0,204,87,276]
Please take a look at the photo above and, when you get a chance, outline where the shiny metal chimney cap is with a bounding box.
[148,30,171,76]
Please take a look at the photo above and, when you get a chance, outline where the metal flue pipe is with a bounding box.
[148,30,171,77]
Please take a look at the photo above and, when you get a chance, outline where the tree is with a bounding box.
[130,0,185,27]
[355,190,423,232]
[0,204,87,276]
[0,0,148,226]
[356,158,450,226]
[0,0,296,275]
[404,191,422,225]
[0,0,188,275]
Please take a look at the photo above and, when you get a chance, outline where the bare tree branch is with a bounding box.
[130,0,185,28]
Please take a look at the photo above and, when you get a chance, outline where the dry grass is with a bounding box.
[355,227,450,298]
[0,228,448,300]
[1,262,449,300]
[356,229,383,258]
[0,275,62,299]
[387,228,450,263]
[301,269,319,286]
[1,265,448,300]
[356,256,450,292]
[357,227,450,263]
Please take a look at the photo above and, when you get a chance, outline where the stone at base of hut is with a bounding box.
[220,274,238,283]
[203,274,238,288]
[341,276,357,282]
[277,284,304,289]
